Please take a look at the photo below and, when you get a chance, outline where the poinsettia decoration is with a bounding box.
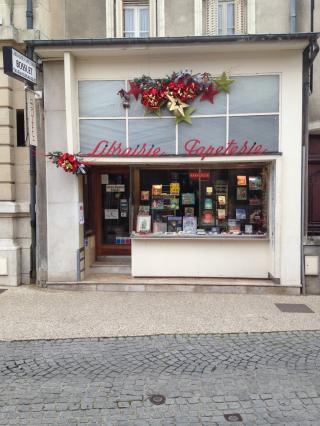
[47,152,87,175]
[118,69,234,124]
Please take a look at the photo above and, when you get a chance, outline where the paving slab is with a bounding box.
[0,286,319,340]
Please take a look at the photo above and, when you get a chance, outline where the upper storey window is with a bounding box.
[205,0,247,35]
[123,0,149,38]
[218,0,235,35]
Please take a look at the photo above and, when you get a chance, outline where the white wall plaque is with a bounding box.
[26,90,38,146]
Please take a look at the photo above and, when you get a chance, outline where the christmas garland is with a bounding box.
[47,152,87,175]
[118,69,234,124]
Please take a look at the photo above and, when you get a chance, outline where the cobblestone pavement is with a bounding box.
[1,331,320,425]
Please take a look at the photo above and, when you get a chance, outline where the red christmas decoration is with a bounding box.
[127,81,141,100]
[47,152,86,175]
[200,83,219,103]
[119,70,234,123]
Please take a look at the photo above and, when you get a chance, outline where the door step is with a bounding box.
[45,277,301,295]
[90,256,131,275]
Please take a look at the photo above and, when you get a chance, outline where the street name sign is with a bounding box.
[3,47,37,85]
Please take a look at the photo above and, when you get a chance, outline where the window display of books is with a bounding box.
[135,170,267,237]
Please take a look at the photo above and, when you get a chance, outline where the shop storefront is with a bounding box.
[32,35,314,288]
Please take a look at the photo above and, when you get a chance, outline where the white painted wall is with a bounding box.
[43,61,81,282]
[132,238,270,278]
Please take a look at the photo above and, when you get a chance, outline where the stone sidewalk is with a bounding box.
[1,331,320,425]
[0,286,320,340]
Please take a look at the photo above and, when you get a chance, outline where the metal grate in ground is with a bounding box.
[275,303,314,313]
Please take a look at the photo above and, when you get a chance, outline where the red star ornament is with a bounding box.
[127,81,141,100]
[200,83,219,103]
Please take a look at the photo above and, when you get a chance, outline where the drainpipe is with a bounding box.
[290,0,296,33]
[26,0,33,30]
[301,37,319,295]
[310,0,315,93]
[290,0,297,33]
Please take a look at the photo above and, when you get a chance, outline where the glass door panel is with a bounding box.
[101,171,130,250]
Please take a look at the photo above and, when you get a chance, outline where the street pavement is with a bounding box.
[1,331,320,425]
[1,286,320,340]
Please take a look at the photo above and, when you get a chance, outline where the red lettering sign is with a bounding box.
[81,139,268,160]
[189,171,210,179]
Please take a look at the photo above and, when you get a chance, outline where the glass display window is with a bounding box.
[134,165,269,237]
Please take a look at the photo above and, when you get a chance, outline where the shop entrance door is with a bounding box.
[96,168,131,256]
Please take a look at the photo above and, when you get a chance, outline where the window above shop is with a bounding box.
[204,0,247,35]
[105,0,156,38]
[123,0,149,38]
[218,0,235,35]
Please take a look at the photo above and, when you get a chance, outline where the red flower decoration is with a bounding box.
[141,87,163,110]
[48,152,86,175]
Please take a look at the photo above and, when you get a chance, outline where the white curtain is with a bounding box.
[124,8,135,37]
[139,7,149,36]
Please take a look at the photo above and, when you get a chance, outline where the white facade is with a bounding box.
[37,37,308,287]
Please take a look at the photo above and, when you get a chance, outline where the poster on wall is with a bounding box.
[137,215,151,233]
[26,90,38,146]
[79,202,84,225]
[106,184,125,192]
[120,199,128,218]
[104,209,119,220]
[101,174,109,184]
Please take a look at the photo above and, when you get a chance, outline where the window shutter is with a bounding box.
[206,0,218,36]
[235,0,247,34]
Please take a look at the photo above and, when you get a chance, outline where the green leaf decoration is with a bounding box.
[175,107,196,125]
[214,72,234,93]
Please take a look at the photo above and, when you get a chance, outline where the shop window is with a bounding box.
[134,166,269,237]
[178,117,226,154]
[205,0,247,35]
[79,119,126,154]
[229,76,279,114]
[128,119,176,154]
[78,75,280,155]
[190,91,227,115]
[229,116,279,153]
[79,80,125,117]
[123,0,149,38]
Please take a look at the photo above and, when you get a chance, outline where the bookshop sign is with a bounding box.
[83,139,268,161]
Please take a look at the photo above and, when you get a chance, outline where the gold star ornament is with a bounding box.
[166,94,189,117]
[214,72,234,93]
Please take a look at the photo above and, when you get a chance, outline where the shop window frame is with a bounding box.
[133,162,271,238]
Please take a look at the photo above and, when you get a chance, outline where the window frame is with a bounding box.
[135,163,270,238]
[218,0,235,35]
[204,0,247,36]
[77,73,281,156]
[123,4,150,38]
